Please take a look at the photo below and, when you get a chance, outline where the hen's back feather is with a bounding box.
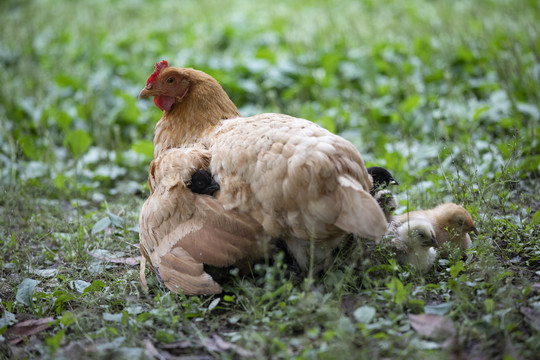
[210,114,386,240]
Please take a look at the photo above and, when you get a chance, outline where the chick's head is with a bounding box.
[436,203,477,236]
[399,219,437,249]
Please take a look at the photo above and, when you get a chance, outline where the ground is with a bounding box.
[0,0,539,359]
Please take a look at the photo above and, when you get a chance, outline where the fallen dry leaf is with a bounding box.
[520,306,540,330]
[158,340,192,350]
[143,339,170,360]
[201,335,255,357]
[408,313,456,338]
[88,252,140,266]
[7,316,55,344]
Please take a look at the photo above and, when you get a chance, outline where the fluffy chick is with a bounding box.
[386,219,437,272]
[188,169,220,196]
[374,190,398,223]
[395,203,477,251]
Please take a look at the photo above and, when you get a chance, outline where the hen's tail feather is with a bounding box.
[335,175,388,239]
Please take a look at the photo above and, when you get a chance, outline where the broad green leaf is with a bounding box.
[106,212,124,227]
[33,268,58,278]
[83,280,107,294]
[208,298,220,312]
[19,136,41,160]
[103,313,123,322]
[64,129,92,157]
[71,280,91,293]
[131,140,154,159]
[472,106,489,121]
[386,277,409,305]
[55,173,66,190]
[0,311,17,329]
[399,95,421,113]
[60,312,76,327]
[532,210,540,226]
[156,330,176,343]
[318,115,337,133]
[425,302,454,315]
[484,298,495,314]
[92,217,112,235]
[117,92,140,123]
[353,306,376,324]
[53,292,77,314]
[16,278,40,307]
[449,261,465,278]
[45,330,65,355]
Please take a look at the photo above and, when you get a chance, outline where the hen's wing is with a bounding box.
[139,148,265,295]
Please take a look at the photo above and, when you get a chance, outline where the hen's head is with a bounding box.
[434,203,477,237]
[138,61,236,114]
[139,60,191,111]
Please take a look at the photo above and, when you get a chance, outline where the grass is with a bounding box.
[1,0,539,358]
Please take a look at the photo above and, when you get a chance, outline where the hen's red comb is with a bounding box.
[146,60,169,85]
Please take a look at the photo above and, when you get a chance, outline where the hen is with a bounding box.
[139,147,268,295]
[395,203,477,251]
[138,61,388,276]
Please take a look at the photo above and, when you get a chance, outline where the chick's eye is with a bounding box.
[166,77,174,84]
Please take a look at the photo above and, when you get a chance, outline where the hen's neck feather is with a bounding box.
[153,77,240,157]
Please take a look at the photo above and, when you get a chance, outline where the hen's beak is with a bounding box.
[471,226,478,235]
[390,178,399,186]
[431,236,438,247]
[138,85,155,99]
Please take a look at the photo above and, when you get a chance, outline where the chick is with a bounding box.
[367,166,399,194]
[395,203,477,251]
[374,190,398,223]
[368,167,399,223]
[386,219,438,272]
[187,169,220,196]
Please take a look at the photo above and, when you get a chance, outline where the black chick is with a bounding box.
[367,166,399,194]
[187,169,220,196]
[367,166,399,223]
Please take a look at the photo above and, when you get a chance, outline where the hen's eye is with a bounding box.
[166,77,174,84]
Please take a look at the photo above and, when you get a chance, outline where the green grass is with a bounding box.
[1,0,539,358]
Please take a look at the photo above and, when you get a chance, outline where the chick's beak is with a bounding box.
[208,182,220,192]
[431,236,438,247]
[138,85,154,99]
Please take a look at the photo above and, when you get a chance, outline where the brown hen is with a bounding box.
[138,61,387,287]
